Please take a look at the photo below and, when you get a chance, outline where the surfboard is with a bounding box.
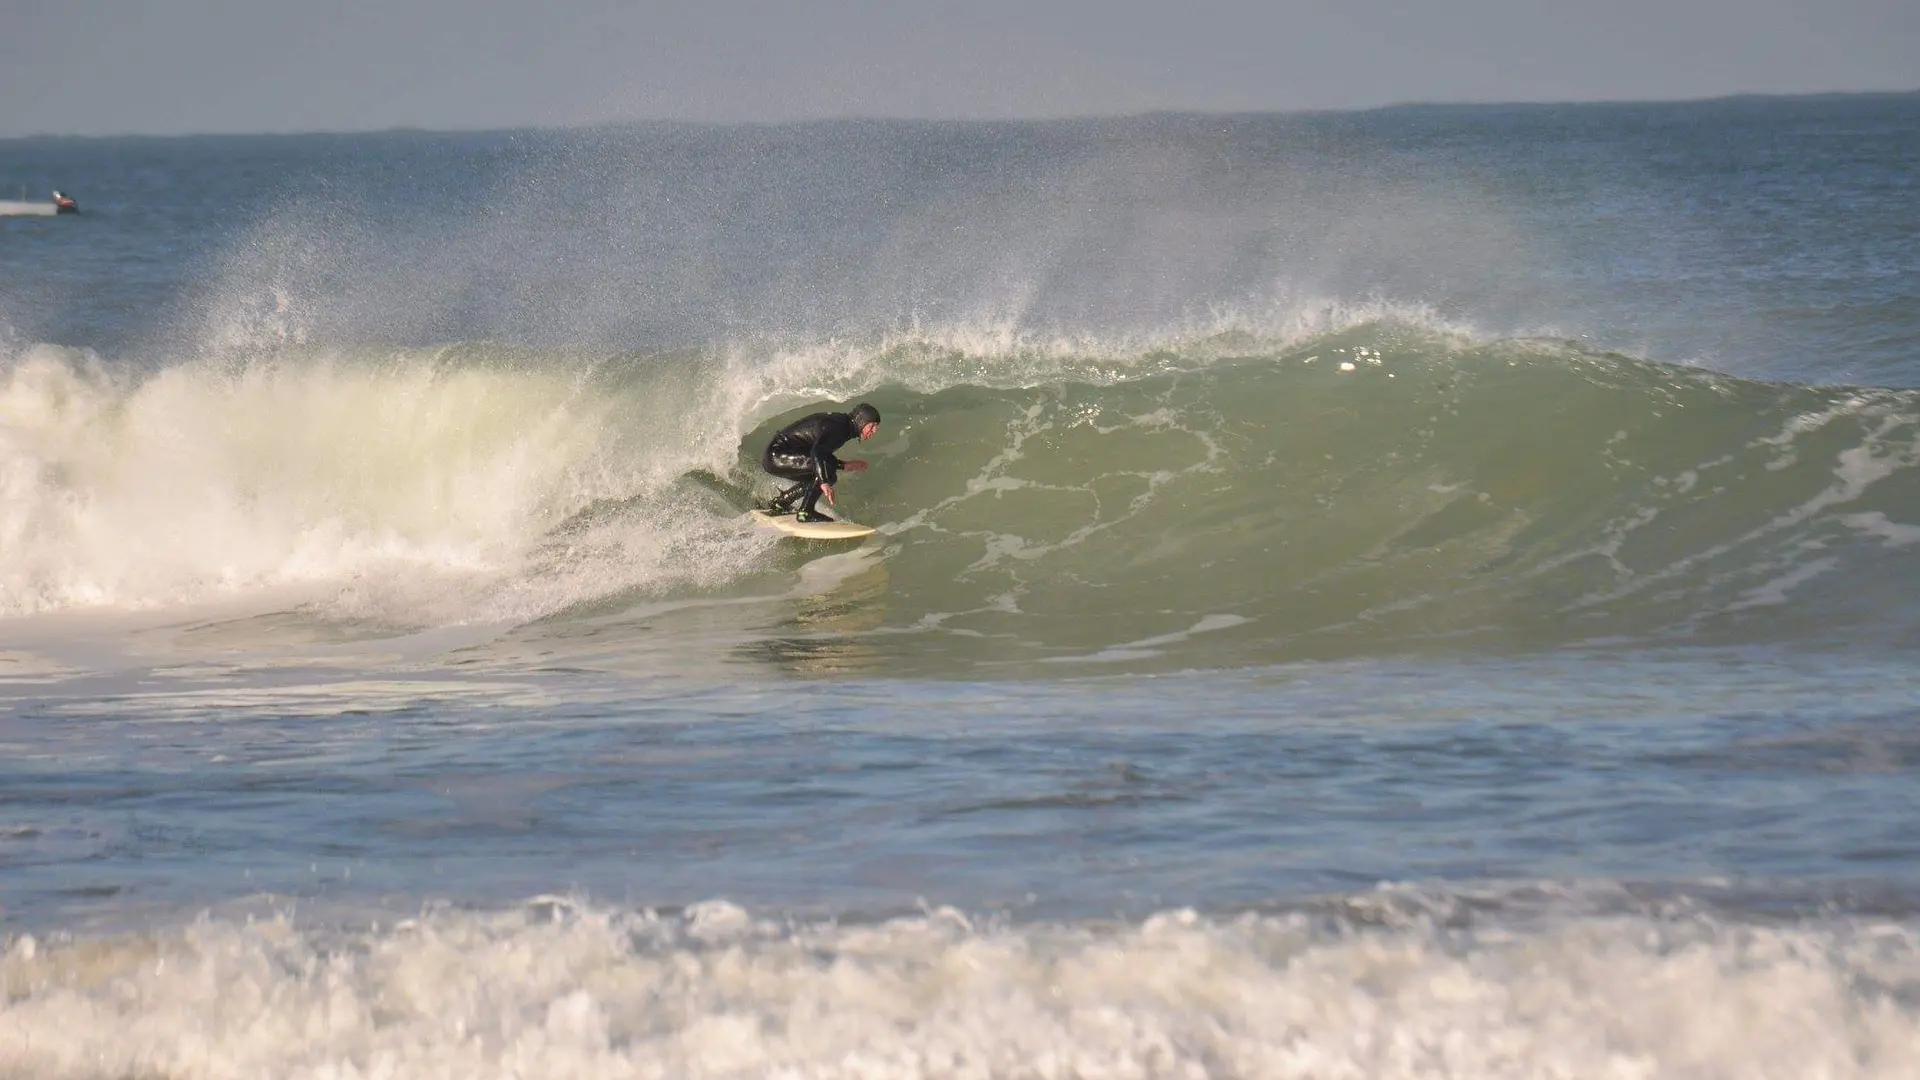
[748,509,876,540]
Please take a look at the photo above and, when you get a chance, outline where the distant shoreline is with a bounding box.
[3,87,1916,143]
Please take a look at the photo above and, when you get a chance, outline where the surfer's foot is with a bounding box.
[794,510,834,524]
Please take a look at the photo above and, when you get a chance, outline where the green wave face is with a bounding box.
[739,335,1920,670]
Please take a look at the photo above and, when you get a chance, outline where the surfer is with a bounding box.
[51,190,78,214]
[762,403,881,523]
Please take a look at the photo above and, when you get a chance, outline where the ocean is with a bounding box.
[3,94,1919,1077]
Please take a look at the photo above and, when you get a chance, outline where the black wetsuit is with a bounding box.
[762,411,860,518]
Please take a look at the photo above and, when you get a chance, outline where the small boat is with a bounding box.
[0,187,78,216]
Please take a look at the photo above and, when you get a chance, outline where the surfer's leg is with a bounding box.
[795,480,833,523]
[768,482,806,513]
[762,451,814,513]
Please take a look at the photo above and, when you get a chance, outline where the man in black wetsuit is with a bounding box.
[762,403,881,523]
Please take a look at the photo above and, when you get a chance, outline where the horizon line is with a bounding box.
[3,86,1916,142]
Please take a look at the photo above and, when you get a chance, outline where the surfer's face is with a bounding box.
[858,421,878,440]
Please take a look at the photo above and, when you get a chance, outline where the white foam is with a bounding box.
[1045,613,1253,664]
[1726,555,1842,611]
[1562,395,1920,614]
[2,900,1916,1079]
[1843,511,1920,549]
[0,346,771,625]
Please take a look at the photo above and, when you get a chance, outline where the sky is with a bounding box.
[2,0,1916,137]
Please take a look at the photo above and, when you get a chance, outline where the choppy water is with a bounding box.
[3,94,1920,1078]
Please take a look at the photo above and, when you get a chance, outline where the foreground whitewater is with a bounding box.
[7,894,1918,1080]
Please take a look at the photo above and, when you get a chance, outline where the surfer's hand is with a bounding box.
[821,484,835,505]
[842,460,868,472]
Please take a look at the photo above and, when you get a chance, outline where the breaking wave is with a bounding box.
[4,319,1918,668]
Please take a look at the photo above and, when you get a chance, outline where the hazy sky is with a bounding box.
[3,0,1916,136]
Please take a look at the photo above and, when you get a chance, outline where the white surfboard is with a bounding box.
[748,509,877,540]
